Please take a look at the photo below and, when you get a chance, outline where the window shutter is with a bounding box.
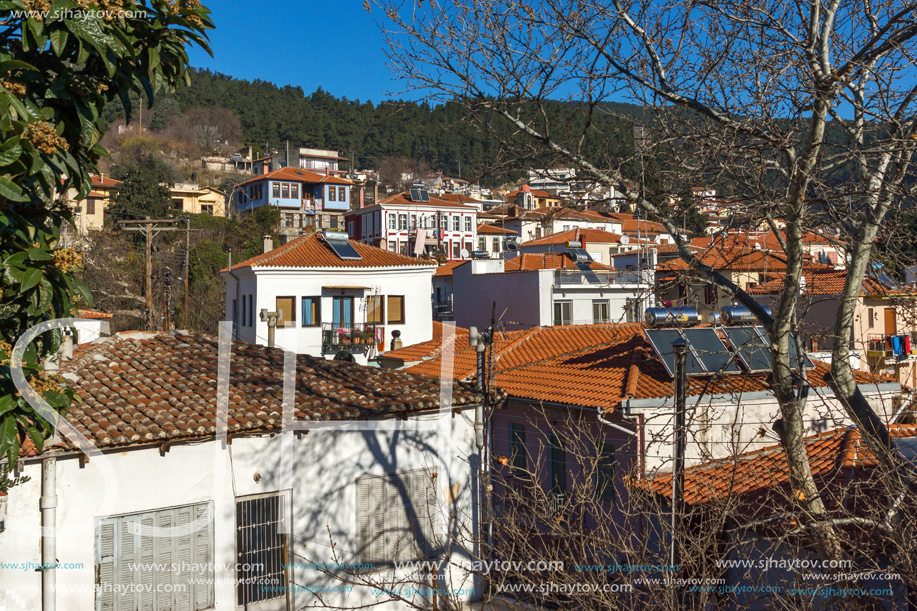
[357,479,372,563]
[155,510,173,611]
[372,478,385,563]
[174,505,194,610]
[118,517,137,611]
[193,504,214,610]
[97,519,117,611]
[137,513,155,611]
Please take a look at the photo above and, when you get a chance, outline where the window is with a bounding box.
[478,236,486,251]
[328,186,337,201]
[236,493,288,606]
[172,198,184,210]
[285,214,294,227]
[868,308,875,328]
[398,214,408,230]
[304,215,314,229]
[535,227,543,239]
[329,215,339,229]
[242,294,247,327]
[411,214,417,229]
[232,299,237,325]
[625,298,640,324]
[704,284,718,305]
[387,295,405,324]
[563,225,571,231]
[357,469,438,564]
[465,242,473,256]
[281,183,290,198]
[291,183,299,199]
[553,300,572,325]
[272,183,280,198]
[452,216,460,231]
[388,214,397,230]
[348,221,355,236]
[338,186,347,201]
[96,502,214,611]
[201,204,213,215]
[388,240,396,251]
[549,433,566,494]
[332,296,354,329]
[248,295,253,327]
[399,241,408,255]
[452,242,460,259]
[302,296,321,326]
[510,423,527,472]
[593,300,610,323]
[465,216,472,232]
[594,443,616,503]
[366,295,385,324]
[86,199,96,215]
[492,237,500,253]
[275,296,295,326]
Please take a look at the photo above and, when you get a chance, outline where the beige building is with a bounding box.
[169,184,228,216]
[66,174,121,233]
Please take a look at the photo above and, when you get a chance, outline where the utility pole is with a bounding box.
[119,218,189,331]
[670,337,688,579]
[183,217,190,329]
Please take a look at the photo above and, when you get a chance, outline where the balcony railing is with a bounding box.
[867,332,917,360]
[322,322,378,354]
[554,270,644,287]
[433,295,453,315]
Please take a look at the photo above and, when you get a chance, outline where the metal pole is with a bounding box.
[41,457,57,611]
[184,217,190,329]
[670,337,687,573]
[145,217,153,331]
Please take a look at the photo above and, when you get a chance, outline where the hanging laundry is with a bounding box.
[892,335,902,356]
[907,335,913,354]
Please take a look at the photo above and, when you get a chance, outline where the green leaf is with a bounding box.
[0,417,19,458]
[0,137,22,166]
[49,29,68,56]
[0,395,15,418]
[19,266,42,291]
[28,247,52,262]
[70,276,93,307]
[4,250,29,270]
[0,177,29,202]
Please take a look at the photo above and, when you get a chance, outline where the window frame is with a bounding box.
[387,295,406,324]
[366,295,385,324]
[291,183,299,199]
[553,300,572,325]
[328,186,337,201]
[464,216,472,232]
[275,296,296,327]
[592,300,610,324]
[235,491,291,606]
[510,423,527,473]
[301,296,321,327]
[272,182,280,198]
[594,443,616,504]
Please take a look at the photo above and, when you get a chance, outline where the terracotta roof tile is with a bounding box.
[236,166,352,187]
[503,253,614,272]
[521,228,628,247]
[90,174,121,188]
[382,321,471,361]
[477,224,518,235]
[433,260,469,277]
[47,331,482,453]
[647,424,917,505]
[380,191,479,210]
[748,269,889,296]
[408,324,895,409]
[76,309,113,320]
[226,233,436,271]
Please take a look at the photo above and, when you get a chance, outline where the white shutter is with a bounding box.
[155,510,174,611]
[192,503,214,610]
[97,519,117,611]
[118,517,137,611]
[174,505,194,611]
[357,479,372,563]
[138,514,155,611]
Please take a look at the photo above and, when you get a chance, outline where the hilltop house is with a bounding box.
[64,174,121,234]
[235,166,354,241]
[0,331,483,611]
[169,183,228,216]
[222,232,436,365]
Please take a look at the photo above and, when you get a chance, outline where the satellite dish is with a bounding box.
[460,248,469,259]
[505,240,519,252]
[619,235,630,245]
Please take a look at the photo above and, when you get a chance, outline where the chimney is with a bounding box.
[61,332,74,361]
[262,160,269,174]
[262,235,273,254]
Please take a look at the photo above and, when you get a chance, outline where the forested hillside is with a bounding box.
[103,68,641,183]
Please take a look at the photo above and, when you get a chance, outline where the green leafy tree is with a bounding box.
[150,96,181,132]
[0,1,212,476]
[110,156,175,218]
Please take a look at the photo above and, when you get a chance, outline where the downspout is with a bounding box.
[890,389,915,424]
[41,456,57,611]
[596,405,638,437]
[227,249,240,340]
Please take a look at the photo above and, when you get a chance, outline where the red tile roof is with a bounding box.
[507,188,556,199]
[646,424,917,505]
[225,233,436,271]
[521,228,627,247]
[408,324,894,410]
[46,331,482,453]
[434,260,469,277]
[477,224,518,235]
[236,166,352,187]
[91,174,121,188]
[656,247,830,273]
[747,270,888,296]
[503,253,614,272]
[437,193,485,206]
[76,309,113,320]
[382,321,471,362]
[87,191,108,198]
[379,191,479,210]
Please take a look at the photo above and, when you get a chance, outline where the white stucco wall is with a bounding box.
[0,410,481,611]
[223,266,435,364]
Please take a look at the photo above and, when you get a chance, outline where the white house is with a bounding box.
[222,232,437,365]
[514,227,647,264]
[345,188,478,262]
[449,252,652,331]
[0,331,483,611]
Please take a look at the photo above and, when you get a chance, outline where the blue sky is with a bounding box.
[186,1,400,102]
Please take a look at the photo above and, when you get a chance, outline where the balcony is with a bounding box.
[322,322,378,355]
[433,295,453,316]
[866,333,917,361]
[553,270,644,287]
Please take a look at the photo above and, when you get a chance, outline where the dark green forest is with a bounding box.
[102,67,644,185]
